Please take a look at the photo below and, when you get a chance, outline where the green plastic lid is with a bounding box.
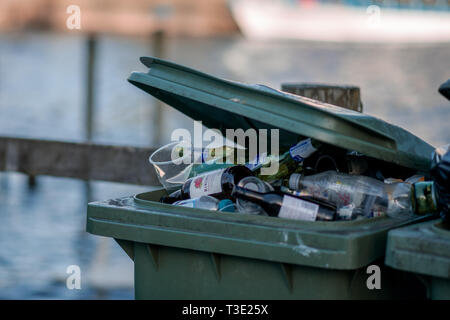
[128,56,434,172]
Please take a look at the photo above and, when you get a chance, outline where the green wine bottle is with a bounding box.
[253,151,302,183]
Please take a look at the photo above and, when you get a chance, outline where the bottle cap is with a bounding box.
[289,173,303,190]
[218,200,236,212]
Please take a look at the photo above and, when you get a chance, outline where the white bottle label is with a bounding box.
[337,205,354,220]
[189,169,224,198]
[278,195,319,221]
[289,138,317,162]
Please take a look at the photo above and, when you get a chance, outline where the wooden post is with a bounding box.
[151,31,166,146]
[280,83,363,113]
[85,33,97,142]
[85,34,97,201]
[27,175,36,188]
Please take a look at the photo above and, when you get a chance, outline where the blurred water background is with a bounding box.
[0,31,449,299]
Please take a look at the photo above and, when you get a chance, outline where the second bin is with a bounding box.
[385,219,450,299]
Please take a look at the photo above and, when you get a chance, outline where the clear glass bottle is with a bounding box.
[287,171,439,219]
[173,196,236,212]
[173,196,220,210]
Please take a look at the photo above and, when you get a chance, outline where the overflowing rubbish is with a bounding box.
[151,137,446,222]
[286,171,437,219]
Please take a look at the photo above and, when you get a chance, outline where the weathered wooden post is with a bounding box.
[280,83,363,113]
[151,30,166,146]
[85,33,97,142]
[85,33,97,202]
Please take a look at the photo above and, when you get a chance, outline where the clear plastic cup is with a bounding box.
[149,140,245,191]
[149,141,199,191]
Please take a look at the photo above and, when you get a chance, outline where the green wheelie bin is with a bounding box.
[87,56,437,299]
[385,219,450,300]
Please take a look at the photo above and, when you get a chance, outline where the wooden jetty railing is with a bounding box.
[0,136,159,186]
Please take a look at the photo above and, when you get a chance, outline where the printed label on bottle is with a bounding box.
[289,138,317,162]
[189,169,224,198]
[278,195,319,221]
[337,205,354,220]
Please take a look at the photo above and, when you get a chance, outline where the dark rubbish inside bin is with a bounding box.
[430,144,450,228]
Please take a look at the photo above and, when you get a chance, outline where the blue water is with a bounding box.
[0,31,449,299]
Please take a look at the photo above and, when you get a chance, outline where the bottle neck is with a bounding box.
[232,186,266,205]
[413,181,439,214]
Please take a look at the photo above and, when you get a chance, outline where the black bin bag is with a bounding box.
[430,144,450,228]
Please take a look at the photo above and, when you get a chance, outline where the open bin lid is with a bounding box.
[128,56,434,172]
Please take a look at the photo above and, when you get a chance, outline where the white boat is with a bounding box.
[228,0,450,43]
